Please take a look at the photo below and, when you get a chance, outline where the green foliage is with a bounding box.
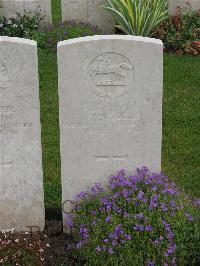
[67,168,200,265]
[0,11,44,38]
[29,21,101,52]
[103,0,168,36]
[153,11,200,55]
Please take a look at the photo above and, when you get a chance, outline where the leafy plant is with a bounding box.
[103,0,168,36]
[29,20,101,52]
[153,11,200,55]
[0,10,44,38]
[66,167,200,265]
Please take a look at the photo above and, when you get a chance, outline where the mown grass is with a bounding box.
[162,55,200,197]
[38,49,61,208]
[39,1,200,208]
[51,0,62,23]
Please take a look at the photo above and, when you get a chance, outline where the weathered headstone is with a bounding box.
[58,35,163,217]
[0,37,44,232]
[61,0,114,33]
[168,0,200,15]
[0,0,52,24]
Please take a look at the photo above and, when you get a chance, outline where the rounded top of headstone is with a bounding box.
[0,36,36,46]
[57,35,163,48]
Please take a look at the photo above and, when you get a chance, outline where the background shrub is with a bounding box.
[153,11,200,55]
[30,20,101,52]
[0,12,100,53]
[0,11,43,38]
[67,167,200,266]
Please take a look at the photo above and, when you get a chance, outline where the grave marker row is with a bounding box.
[0,35,163,232]
[0,0,52,24]
[1,1,200,33]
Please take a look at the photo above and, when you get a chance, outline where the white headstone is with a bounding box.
[0,0,52,24]
[168,0,200,15]
[61,0,114,33]
[0,37,44,232]
[58,35,163,217]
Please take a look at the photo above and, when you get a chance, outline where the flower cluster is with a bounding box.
[66,167,199,265]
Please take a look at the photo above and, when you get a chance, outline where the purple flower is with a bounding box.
[124,234,132,240]
[109,224,124,239]
[79,225,89,240]
[112,240,117,246]
[90,210,97,215]
[145,225,153,232]
[153,236,164,245]
[161,202,168,212]
[133,224,144,231]
[161,219,170,229]
[149,194,159,209]
[146,261,155,266]
[137,190,144,200]
[103,238,109,243]
[134,213,144,219]
[122,188,129,198]
[172,257,176,265]
[123,212,130,218]
[65,214,73,228]
[90,183,104,195]
[184,212,194,221]
[108,247,114,254]
[76,240,85,249]
[95,246,102,252]
[75,191,87,200]
[164,244,177,257]
[191,197,200,208]
[91,219,97,226]
[105,216,112,223]
[135,201,141,207]
[151,186,158,191]
[136,166,149,177]
[169,200,176,207]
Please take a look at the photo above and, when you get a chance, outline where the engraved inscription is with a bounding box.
[87,53,134,99]
[0,58,9,90]
[0,106,17,134]
[80,101,138,133]
[0,54,34,168]
[0,104,34,167]
[0,105,16,167]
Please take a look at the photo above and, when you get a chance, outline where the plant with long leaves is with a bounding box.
[103,0,168,36]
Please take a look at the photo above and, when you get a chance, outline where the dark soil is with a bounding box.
[44,208,80,266]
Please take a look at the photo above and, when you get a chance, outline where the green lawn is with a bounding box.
[52,0,61,23]
[39,1,200,208]
[162,55,200,197]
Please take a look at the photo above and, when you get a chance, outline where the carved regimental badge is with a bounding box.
[87,52,134,99]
